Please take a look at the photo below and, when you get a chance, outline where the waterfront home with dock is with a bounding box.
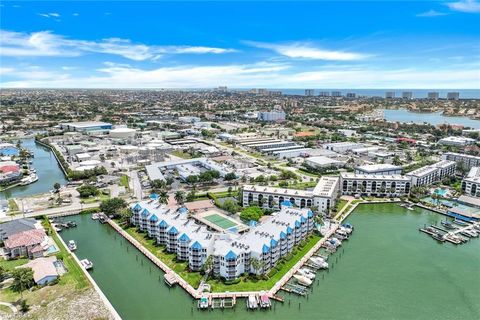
[130,200,315,280]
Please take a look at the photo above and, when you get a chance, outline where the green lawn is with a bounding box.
[279,181,318,190]
[81,194,109,204]
[170,150,193,159]
[119,175,130,189]
[42,218,90,289]
[335,199,348,212]
[0,257,29,272]
[297,169,321,177]
[122,225,203,288]
[8,199,19,212]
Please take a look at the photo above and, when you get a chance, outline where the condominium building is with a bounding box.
[385,91,395,99]
[438,136,476,147]
[305,89,315,96]
[355,164,403,175]
[319,91,330,97]
[402,92,413,99]
[447,92,460,100]
[406,160,456,187]
[346,93,356,98]
[427,92,439,100]
[331,91,342,97]
[130,201,314,280]
[257,111,286,122]
[340,172,411,196]
[242,176,339,213]
[461,167,480,197]
[442,152,480,170]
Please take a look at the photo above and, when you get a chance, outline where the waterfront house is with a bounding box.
[4,229,49,259]
[0,218,40,241]
[20,256,64,285]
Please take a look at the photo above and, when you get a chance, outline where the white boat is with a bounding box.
[91,213,100,220]
[297,268,316,280]
[329,237,342,247]
[198,296,209,309]
[259,291,271,308]
[247,295,258,309]
[80,259,93,270]
[464,229,478,237]
[339,227,352,235]
[309,257,329,269]
[68,240,77,251]
[293,274,312,286]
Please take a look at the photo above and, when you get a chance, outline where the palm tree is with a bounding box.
[201,255,214,280]
[174,191,185,205]
[158,191,169,205]
[249,257,265,276]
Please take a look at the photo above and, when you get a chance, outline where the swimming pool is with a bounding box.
[434,188,448,196]
[46,244,59,255]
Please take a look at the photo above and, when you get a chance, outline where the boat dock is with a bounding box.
[419,221,479,245]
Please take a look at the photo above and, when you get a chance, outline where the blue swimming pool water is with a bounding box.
[434,188,448,196]
[46,244,59,254]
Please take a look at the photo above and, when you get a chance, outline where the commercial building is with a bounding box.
[462,167,480,198]
[355,164,403,175]
[145,158,232,182]
[340,172,411,196]
[443,152,480,170]
[242,176,339,213]
[59,121,112,132]
[305,89,315,96]
[323,142,363,153]
[304,156,345,169]
[406,160,456,187]
[346,93,356,99]
[438,136,476,147]
[130,201,314,280]
[427,92,439,100]
[109,127,137,139]
[331,91,342,97]
[257,111,286,122]
[319,91,330,97]
[447,92,460,100]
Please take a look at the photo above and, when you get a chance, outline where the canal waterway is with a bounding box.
[0,138,68,200]
[59,203,480,320]
[383,108,480,129]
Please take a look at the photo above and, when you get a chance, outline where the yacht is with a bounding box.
[80,259,93,270]
[259,292,271,308]
[68,240,77,251]
[293,274,313,286]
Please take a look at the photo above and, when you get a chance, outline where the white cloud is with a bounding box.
[0,29,236,60]
[416,10,448,17]
[38,12,61,18]
[447,0,480,13]
[246,41,368,61]
[1,63,478,89]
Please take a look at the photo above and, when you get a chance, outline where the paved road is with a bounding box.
[0,202,100,223]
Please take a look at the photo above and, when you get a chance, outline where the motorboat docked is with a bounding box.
[334,232,348,241]
[329,237,342,247]
[296,268,316,280]
[342,223,354,230]
[339,226,353,235]
[80,259,93,270]
[198,296,209,309]
[91,213,100,220]
[68,240,77,251]
[259,292,271,308]
[453,219,468,226]
[431,233,445,242]
[247,295,258,309]
[293,274,313,287]
[441,221,456,229]
[461,229,478,238]
[309,257,328,269]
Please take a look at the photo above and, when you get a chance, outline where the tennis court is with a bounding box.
[203,213,238,229]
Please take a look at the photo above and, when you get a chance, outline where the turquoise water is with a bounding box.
[59,204,480,320]
[0,138,68,199]
[383,108,480,129]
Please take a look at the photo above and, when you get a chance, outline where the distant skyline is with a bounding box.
[1,1,479,89]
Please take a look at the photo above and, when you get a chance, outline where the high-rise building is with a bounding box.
[331,91,342,97]
[305,89,315,96]
[427,92,439,100]
[447,92,460,100]
[385,91,395,99]
[258,111,286,122]
[319,91,330,97]
[402,92,413,99]
[346,93,356,98]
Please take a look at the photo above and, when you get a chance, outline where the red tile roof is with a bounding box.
[4,229,46,249]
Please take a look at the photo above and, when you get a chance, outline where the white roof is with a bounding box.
[356,164,402,173]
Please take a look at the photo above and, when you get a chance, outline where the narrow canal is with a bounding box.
[59,203,480,320]
[0,138,68,200]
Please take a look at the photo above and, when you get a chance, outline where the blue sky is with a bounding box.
[1,1,479,88]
